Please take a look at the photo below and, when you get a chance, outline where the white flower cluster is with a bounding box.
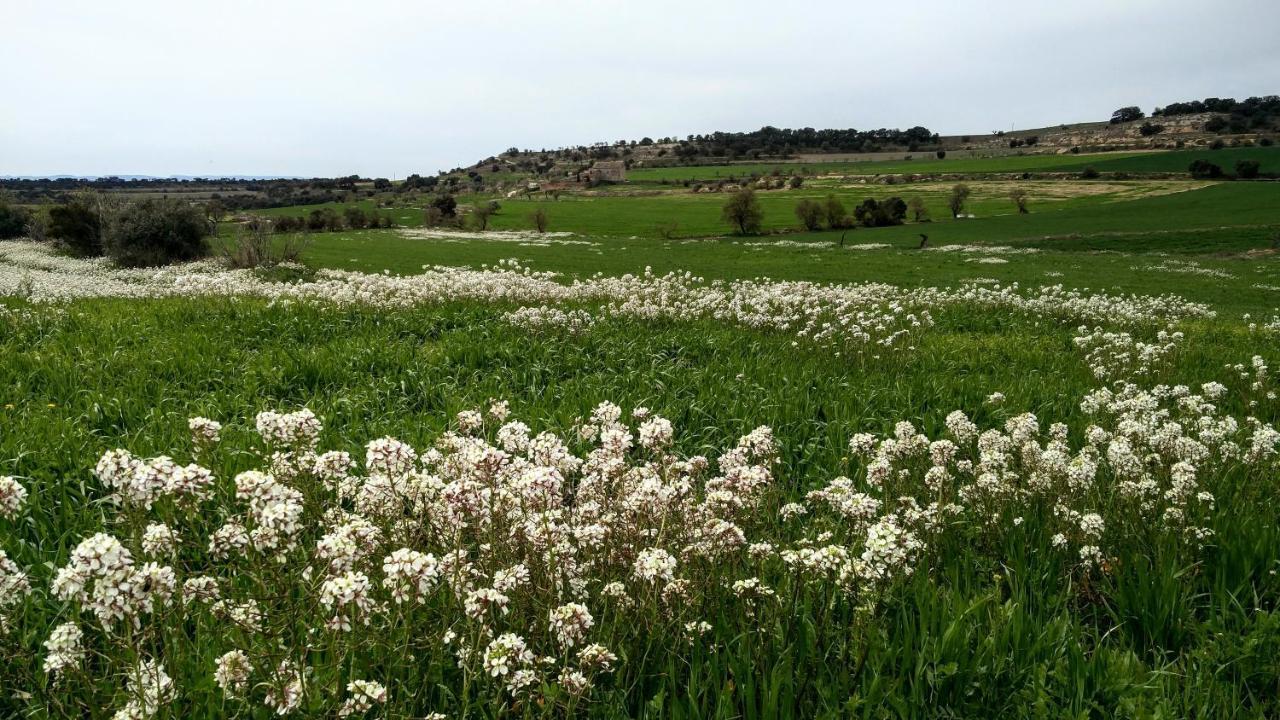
[1073,326,1182,380]
[0,242,1213,356]
[4,373,1271,715]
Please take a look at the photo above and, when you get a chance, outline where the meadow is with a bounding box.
[2,158,1280,719]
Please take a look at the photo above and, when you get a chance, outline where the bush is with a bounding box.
[1235,159,1261,179]
[1204,116,1228,133]
[48,201,103,255]
[853,197,906,228]
[1189,160,1223,179]
[1139,122,1165,136]
[823,195,850,229]
[0,201,32,240]
[936,150,946,159]
[788,176,803,190]
[343,206,370,229]
[794,199,823,231]
[1210,139,1225,150]
[103,199,210,267]
[1261,137,1274,147]
[1081,166,1100,179]
[721,188,763,235]
[222,220,309,269]
[907,197,929,222]
[430,194,458,219]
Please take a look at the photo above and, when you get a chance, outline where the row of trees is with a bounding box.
[1189,158,1265,180]
[269,206,395,234]
[723,183,1010,236]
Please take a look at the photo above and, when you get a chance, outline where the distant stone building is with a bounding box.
[583,160,626,184]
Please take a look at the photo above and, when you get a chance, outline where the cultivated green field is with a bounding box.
[625,146,1280,182]
[4,151,1280,718]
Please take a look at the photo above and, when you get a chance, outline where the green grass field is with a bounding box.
[4,159,1280,718]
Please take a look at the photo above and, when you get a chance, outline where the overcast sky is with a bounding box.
[3,0,1278,178]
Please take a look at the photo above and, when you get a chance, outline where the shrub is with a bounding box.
[823,195,850,229]
[721,188,763,235]
[948,183,971,217]
[1204,116,1228,133]
[430,194,458,218]
[936,150,946,159]
[1209,139,1225,150]
[1235,159,1261,179]
[222,219,310,269]
[1080,166,1100,179]
[343,206,370,229]
[1261,137,1274,147]
[788,176,803,190]
[1139,122,1165,136]
[48,201,104,255]
[853,197,906,228]
[103,199,210,267]
[1189,160,1223,179]
[907,197,929,222]
[273,215,305,233]
[0,200,32,240]
[794,199,823,231]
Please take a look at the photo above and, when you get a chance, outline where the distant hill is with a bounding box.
[1,175,303,181]
[463,94,1278,183]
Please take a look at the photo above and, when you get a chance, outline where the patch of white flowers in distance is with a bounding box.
[0,241,1214,355]
[2,372,1274,716]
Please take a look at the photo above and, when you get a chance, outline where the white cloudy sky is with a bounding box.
[3,0,1277,177]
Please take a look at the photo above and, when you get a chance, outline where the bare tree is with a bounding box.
[948,183,972,218]
[530,208,549,233]
[1009,188,1030,214]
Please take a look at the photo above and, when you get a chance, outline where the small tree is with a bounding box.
[823,195,849,229]
[907,197,929,222]
[1235,159,1261,179]
[530,208,549,233]
[1110,106,1143,124]
[788,176,803,190]
[103,199,209,267]
[472,202,499,230]
[1009,188,1030,214]
[948,183,971,218]
[0,199,32,240]
[794,199,823,231]
[935,150,946,159]
[373,178,392,191]
[1138,122,1165,136]
[430,194,458,218]
[204,199,226,227]
[721,188,763,235]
